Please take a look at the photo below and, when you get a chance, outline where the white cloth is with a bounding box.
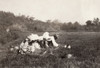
[28,42,41,52]
[27,34,39,40]
[43,32,50,40]
[50,36,59,47]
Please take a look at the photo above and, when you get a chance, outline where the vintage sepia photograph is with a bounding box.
[0,0,100,68]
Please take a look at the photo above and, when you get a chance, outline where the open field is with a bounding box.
[0,32,100,68]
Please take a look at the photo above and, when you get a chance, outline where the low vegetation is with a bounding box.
[0,32,100,68]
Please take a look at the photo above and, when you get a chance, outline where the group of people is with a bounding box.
[18,32,59,54]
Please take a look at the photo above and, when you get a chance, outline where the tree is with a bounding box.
[73,21,81,31]
[46,20,51,23]
[66,22,74,31]
[93,18,99,26]
[61,23,67,31]
[86,20,92,26]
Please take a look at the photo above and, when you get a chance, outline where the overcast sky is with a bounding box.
[0,0,100,24]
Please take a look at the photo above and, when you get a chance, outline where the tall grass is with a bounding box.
[1,32,100,68]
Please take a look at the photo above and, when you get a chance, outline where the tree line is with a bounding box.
[0,11,100,33]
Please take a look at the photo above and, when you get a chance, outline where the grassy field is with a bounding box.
[0,32,100,68]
